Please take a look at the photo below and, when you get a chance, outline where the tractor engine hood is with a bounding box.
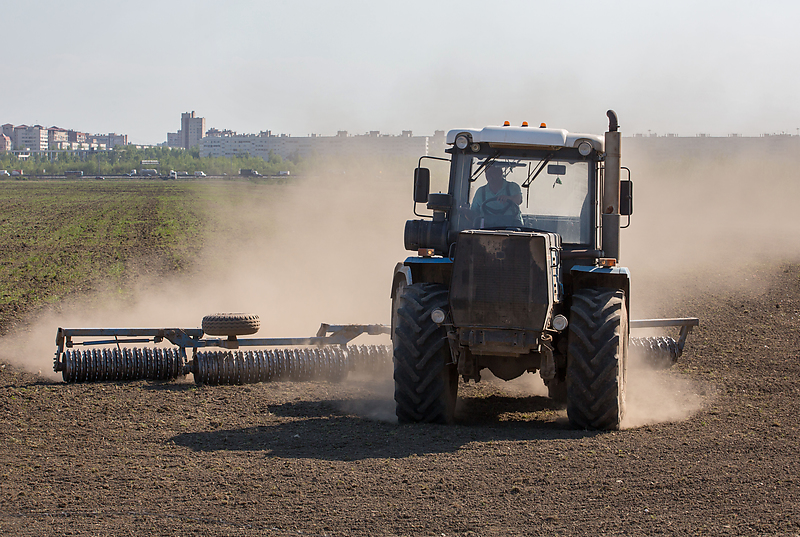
[449,230,561,343]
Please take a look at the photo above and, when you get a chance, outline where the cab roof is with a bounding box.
[446,125,604,152]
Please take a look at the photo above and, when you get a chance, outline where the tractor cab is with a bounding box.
[407,122,628,260]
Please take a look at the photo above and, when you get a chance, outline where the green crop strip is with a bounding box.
[0,181,212,331]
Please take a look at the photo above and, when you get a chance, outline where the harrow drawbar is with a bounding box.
[55,317,391,385]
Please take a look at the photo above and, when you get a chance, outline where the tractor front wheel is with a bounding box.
[566,288,628,430]
[392,283,457,424]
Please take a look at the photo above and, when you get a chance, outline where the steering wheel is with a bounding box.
[480,198,513,216]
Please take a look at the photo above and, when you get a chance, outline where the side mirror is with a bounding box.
[414,168,430,203]
[620,179,633,216]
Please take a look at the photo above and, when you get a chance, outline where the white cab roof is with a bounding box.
[446,126,604,152]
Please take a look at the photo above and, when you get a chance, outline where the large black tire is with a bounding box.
[566,288,628,430]
[392,283,457,424]
[202,313,260,336]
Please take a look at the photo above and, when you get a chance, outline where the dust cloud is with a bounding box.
[620,137,800,425]
[622,138,800,314]
[338,368,397,422]
[622,363,706,429]
[1,157,414,386]
[480,370,549,397]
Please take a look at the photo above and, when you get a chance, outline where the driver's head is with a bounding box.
[485,166,503,183]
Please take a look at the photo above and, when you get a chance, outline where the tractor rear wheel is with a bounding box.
[566,288,628,430]
[392,283,457,424]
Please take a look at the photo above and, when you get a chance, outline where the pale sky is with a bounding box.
[3,0,799,144]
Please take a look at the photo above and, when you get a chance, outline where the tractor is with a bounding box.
[391,111,697,430]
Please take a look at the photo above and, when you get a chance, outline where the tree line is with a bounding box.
[0,146,305,177]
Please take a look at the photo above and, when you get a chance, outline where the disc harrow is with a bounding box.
[54,317,392,386]
[630,336,681,369]
[629,318,699,369]
[193,345,391,386]
[61,347,185,383]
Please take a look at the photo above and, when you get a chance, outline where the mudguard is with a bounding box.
[570,265,631,311]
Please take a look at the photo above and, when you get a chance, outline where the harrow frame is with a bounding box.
[55,323,390,376]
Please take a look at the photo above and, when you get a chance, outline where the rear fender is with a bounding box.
[395,257,454,294]
[391,258,453,338]
[570,265,631,312]
[391,263,412,300]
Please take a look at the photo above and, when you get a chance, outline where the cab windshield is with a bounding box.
[459,155,594,245]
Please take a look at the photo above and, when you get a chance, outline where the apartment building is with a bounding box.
[10,125,48,151]
[198,129,442,160]
[48,126,69,144]
[166,132,181,147]
[86,133,127,148]
[68,130,87,144]
[182,112,205,149]
[166,111,206,149]
[0,121,127,154]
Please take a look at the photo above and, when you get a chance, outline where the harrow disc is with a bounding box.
[61,347,186,383]
[345,344,392,374]
[630,336,681,369]
[193,344,391,386]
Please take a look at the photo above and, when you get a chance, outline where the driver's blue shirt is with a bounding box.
[471,180,523,227]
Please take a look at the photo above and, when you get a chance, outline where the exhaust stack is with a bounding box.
[602,110,621,260]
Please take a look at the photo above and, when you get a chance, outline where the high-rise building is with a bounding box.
[182,111,205,149]
[167,111,206,149]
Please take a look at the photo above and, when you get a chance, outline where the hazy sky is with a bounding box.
[3,0,799,144]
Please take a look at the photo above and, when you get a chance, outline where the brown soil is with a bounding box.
[1,261,798,536]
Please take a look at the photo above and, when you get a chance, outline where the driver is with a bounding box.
[470,165,523,228]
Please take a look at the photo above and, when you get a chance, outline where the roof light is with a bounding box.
[455,134,469,150]
[578,140,593,156]
[503,121,510,126]
[540,123,547,128]
[521,121,529,127]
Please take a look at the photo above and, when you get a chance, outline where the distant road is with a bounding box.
[9,175,291,181]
